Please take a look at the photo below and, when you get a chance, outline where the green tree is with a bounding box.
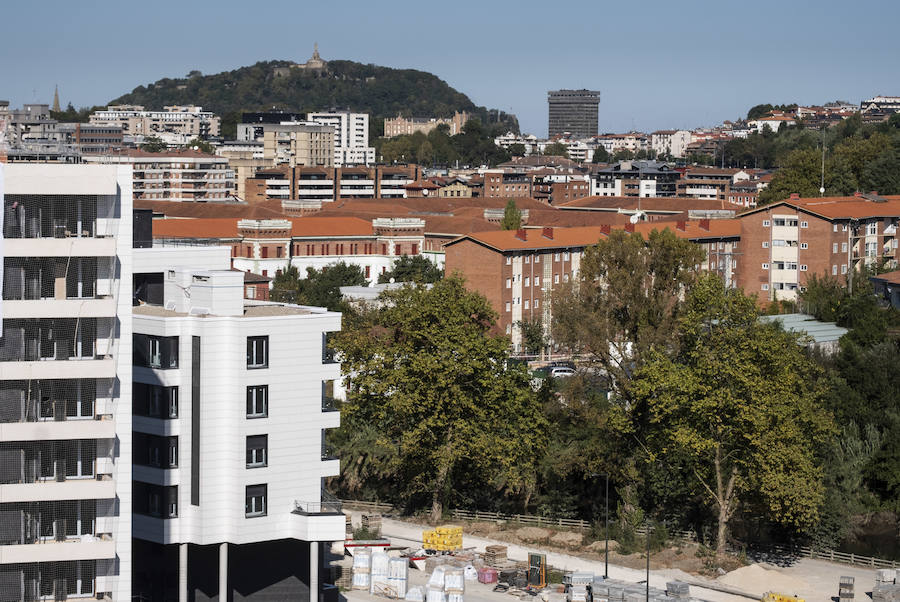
[378,255,443,284]
[612,149,634,161]
[517,318,546,355]
[629,274,835,550]
[140,136,167,152]
[334,278,548,521]
[296,262,367,311]
[552,228,705,392]
[507,143,527,157]
[592,146,610,163]
[500,199,522,230]
[184,138,215,153]
[758,148,821,205]
[860,148,900,195]
[270,265,301,303]
[543,142,569,158]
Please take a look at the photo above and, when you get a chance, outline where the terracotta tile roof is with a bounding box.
[103,148,221,159]
[153,218,240,239]
[557,196,730,212]
[152,216,373,239]
[135,199,285,219]
[871,269,900,285]
[446,219,741,252]
[741,195,900,220]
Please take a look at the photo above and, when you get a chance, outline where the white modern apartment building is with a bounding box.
[0,163,133,600]
[650,130,692,158]
[89,105,220,138]
[130,245,344,601]
[307,112,375,167]
[84,149,235,203]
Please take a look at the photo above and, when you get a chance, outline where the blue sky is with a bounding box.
[4,0,899,137]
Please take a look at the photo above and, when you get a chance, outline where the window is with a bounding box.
[134,383,178,419]
[505,278,511,289]
[524,300,529,310]
[505,324,511,334]
[134,335,179,369]
[833,243,838,253]
[554,274,560,284]
[800,265,808,271]
[866,241,877,257]
[800,221,808,228]
[841,264,848,274]
[247,385,268,418]
[505,302,511,312]
[524,255,530,264]
[761,284,769,290]
[535,276,541,287]
[800,242,808,249]
[554,253,560,262]
[534,255,540,264]
[762,241,769,248]
[832,265,838,275]
[867,222,878,236]
[833,224,838,232]
[246,435,268,468]
[505,256,511,265]
[763,220,771,227]
[762,263,769,270]
[247,336,268,369]
[524,277,530,287]
[563,274,569,283]
[841,242,848,252]
[563,252,570,261]
[245,484,267,517]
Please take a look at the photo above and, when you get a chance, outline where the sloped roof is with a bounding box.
[740,195,900,220]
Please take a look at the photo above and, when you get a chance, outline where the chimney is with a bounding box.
[676,220,686,231]
[542,227,554,239]
[515,228,527,241]
[789,193,800,200]
[600,224,611,235]
[625,222,635,233]
[699,219,710,231]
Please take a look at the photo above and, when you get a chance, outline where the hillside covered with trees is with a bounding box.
[109,60,518,139]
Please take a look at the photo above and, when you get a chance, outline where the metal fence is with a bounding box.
[341,499,900,570]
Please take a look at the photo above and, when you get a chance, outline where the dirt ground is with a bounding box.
[457,520,742,577]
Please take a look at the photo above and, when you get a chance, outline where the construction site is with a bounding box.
[327,508,900,602]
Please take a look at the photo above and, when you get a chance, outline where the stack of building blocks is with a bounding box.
[423,525,463,551]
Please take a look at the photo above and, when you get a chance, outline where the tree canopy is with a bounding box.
[628,275,834,549]
[333,278,548,521]
[542,142,569,158]
[377,255,443,284]
[111,59,518,139]
[500,200,523,230]
[271,262,366,311]
[552,228,705,391]
[376,118,512,167]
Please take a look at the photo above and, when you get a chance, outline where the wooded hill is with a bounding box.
[109,60,519,139]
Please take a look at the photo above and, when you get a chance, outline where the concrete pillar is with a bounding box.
[309,541,319,602]
[219,542,228,602]
[179,543,188,602]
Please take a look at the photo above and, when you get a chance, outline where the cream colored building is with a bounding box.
[84,149,235,202]
[216,142,269,201]
[262,123,334,168]
[89,105,221,138]
[383,111,469,138]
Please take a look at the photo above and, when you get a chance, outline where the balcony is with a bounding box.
[0,478,116,503]
[293,491,343,516]
[0,533,115,564]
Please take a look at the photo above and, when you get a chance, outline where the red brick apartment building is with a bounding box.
[737,193,900,302]
[444,220,740,351]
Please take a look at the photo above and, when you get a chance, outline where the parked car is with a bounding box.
[550,366,576,378]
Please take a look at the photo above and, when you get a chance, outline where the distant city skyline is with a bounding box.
[4,0,899,137]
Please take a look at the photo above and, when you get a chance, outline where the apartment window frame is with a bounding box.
[761,284,769,291]
[246,385,268,418]
[763,220,771,227]
[505,302,510,312]
[800,242,808,249]
[762,263,769,270]
[245,484,267,517]
[800,221,809,228]
[246,435,268,468]
[800,265,808,271]
[762,241,769,248]
[246,336,269,369]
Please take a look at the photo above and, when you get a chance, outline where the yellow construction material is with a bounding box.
[423,526,463,551]
[762,594,805,602]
